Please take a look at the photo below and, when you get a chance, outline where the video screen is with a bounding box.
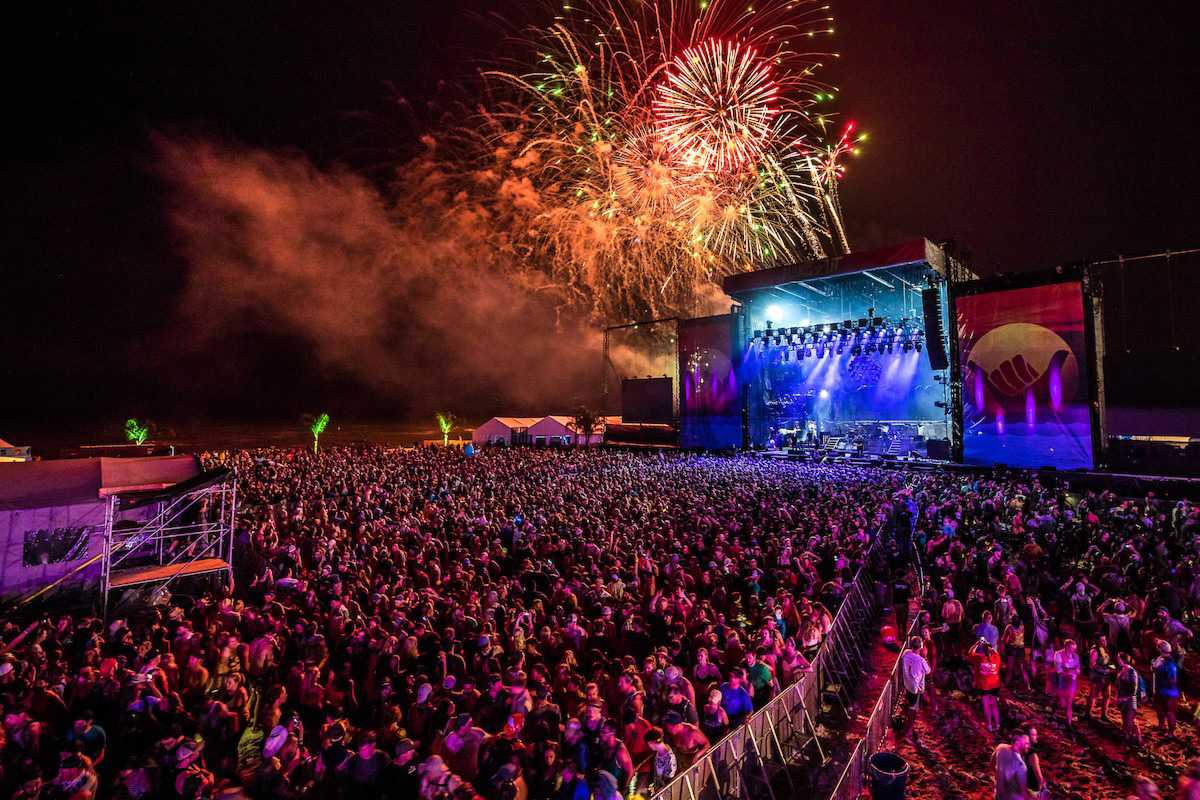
[958,281,1093,469]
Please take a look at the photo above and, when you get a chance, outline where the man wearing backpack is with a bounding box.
[1114,651,1143,745]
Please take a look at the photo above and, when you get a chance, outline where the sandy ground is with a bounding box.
[892,659,1200,799]
[813,596,1200,799]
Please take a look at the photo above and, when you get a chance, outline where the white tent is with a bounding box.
[527,415,610,446]
[0,436,31,463]
[471,417,540,446]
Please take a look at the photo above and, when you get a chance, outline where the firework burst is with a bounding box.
[655,39,779,172]
[440,0,861,322]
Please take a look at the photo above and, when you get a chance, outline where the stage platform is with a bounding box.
[753,449,1200,498]
[109,557,230,590]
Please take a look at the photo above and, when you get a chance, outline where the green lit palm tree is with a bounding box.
[309,413,330,453]
[435,412,456,446]
[124,418,150,446]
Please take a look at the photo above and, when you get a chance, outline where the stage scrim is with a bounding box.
[679,314,741,448]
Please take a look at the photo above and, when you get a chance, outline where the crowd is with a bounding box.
[1,448,891,800]
[890,469,1200,799]
[3,446,1199,800]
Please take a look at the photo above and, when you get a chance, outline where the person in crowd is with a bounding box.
[968,637,1003,733]
[974,611,1000,650]
[1001,616,1032,691]
[1152,640,1183,737]
[994,729,1032,800]
[1023,725,1048,799]
[662,711,709,769]
[642,727,677,791]
[718,669,754,727]
[899,635,931,741]
[698,689,730,743]
[3,445,1200,799]
[1115,651,1144,745]
[892,569,913,638]
[1051,639,1082,732]
[1086,633,1117,720]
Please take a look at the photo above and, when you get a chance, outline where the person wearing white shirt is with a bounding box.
[897,636,932,743]
[901,636,932,706]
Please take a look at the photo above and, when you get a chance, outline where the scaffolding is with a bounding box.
[100,468,236,616]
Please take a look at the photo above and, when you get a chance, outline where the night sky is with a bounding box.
[4,1,1196,435]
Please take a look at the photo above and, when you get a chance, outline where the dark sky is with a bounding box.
[3,1,1195,433]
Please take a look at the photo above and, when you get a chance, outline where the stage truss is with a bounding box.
[100,470,236,615]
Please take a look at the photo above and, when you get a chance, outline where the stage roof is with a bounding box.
[0,455,202,511]
[722,239,949,298]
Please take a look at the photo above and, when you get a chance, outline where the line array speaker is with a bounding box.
[921,286,950,370]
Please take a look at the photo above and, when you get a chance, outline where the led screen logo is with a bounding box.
[966,322,1078,420]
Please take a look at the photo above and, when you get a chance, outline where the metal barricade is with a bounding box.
[652,538,883,800]
[825,535,926,800]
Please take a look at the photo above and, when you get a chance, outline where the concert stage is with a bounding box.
[721,239,971,460]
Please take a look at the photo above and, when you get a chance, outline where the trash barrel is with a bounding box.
[867,751,909,800]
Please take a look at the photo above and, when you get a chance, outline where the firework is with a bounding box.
[654,39,779,173]
[436,0,860,322]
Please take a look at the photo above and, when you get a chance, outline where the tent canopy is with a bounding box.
[0,456,202,511]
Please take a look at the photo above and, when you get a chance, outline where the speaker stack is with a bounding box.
[921,286,950,370]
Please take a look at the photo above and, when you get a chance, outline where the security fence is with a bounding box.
[650,539,883,800]
[825,539,926,800]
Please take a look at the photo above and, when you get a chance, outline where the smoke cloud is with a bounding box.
[157,137,604,416]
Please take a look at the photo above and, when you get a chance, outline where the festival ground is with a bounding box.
[894,654,1200,798]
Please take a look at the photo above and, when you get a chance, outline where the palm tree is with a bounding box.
[309,413,330,453]
[572,406,599,447]
[124,418,151,445]
[435,412,456,446]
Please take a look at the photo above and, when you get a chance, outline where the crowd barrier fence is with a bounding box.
[824,531,926,800]
[650,536,884,800]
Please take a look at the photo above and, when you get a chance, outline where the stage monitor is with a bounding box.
[957,281,1094,469]
[679,314,741,449]
[621,377,673,424]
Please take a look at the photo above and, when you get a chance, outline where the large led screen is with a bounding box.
[958,282,1093,469]
[679,314,741,448]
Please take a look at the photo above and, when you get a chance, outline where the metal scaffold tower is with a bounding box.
[100,469,236,615]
